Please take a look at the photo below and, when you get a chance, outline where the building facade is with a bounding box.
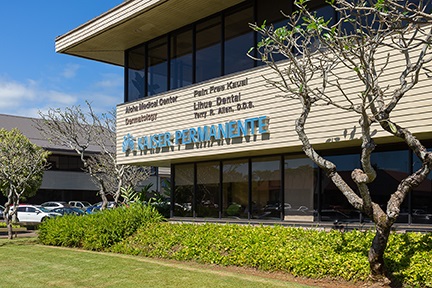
[0,114,168,205]
[56,0,432,226]
[0,114,100,204]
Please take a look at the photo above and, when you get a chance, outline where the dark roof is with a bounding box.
[0,114,102,153]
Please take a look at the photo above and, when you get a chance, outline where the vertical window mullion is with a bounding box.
[192,24,196,84]
[280,155,284,221]
[124,50,128,102]
[408,150,413,224]
[167,34,171,92]
[144,43,148,97]
[221,13,225,76]
[253,0,258,66]
[248,158,252,220]
[219,160,223,219]
[170,163,175,218]
[193,162,197,218]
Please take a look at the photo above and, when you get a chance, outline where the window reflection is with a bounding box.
[127,1,344,101]
[223,159,248,219]
[224,4,255,74]
[320,153,361,222]
[196,16,222,82]
[256,0,291,65]
[196,162,220,218]
[411,148,432,224]
[251,156,281,219]
[284,157,316,221]
[174,164,194,217]
[170,29,193,89]
[127,45,145,101]
[147,37,168,96]
[370,150,409,223]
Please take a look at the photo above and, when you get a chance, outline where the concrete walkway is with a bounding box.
[0,228,38,239]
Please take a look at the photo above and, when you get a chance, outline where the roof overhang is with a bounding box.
[55,0,246,67]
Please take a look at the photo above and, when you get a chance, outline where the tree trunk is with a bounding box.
[4,198,15,240]
[99,189,108,210]
[6,218,13,240]
[5,209,18,240]
[368,224,392,282]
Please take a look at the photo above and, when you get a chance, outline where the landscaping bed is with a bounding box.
[37,205,432,287]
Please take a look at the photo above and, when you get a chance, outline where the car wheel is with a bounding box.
[41,217,48,222]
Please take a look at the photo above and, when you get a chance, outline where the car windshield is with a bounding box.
[39,207,51,213]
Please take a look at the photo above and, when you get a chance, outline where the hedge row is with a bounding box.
[110,223,432,287]
[38,209,432,287]
[38,203,163,250]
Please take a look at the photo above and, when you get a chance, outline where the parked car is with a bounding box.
[40,201,70,210]
[318,209,351,222]
[68,201,92,210]
[52,207,85,216]
[85,201,116,214]
[0,204,4,220]
[11,205,61,224]
[412,209,432,224]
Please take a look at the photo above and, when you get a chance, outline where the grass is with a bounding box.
[0,238,313,288]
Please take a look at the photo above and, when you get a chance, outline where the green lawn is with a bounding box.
[0,238,313,288]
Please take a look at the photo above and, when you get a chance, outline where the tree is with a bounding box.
[37,102,150,208]
[250,0,432,282]
[0,128,50,239]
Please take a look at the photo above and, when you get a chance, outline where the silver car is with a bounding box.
[40,201,70,210]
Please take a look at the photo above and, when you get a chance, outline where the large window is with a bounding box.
[127,1,335,102]
[370,150,410,223]
[48,155,84,171]
[251,156,281,219]
[320,150,410,223]
[284,156,316,221]
[196,16,222,83]
[171,146,431,225]
[412,148,432,224]
[222,159,249,219]
[196,162,220,218]
[256,0,292,64]
[320,153,360,222]
[147,37,168,96]
[126,45,145,101]
[224,4,254,75]
[170,29,193,90]
[173,163,194,217]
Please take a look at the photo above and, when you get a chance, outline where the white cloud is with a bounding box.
[94,73,123,88]
[46,90,78,106]
[0,70,123,119]
[0,79,36,109]
[61,64,80,79]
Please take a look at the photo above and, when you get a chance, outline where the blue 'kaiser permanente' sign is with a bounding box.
[122,115,269,154]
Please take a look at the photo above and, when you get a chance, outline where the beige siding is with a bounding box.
[116,46,432,166]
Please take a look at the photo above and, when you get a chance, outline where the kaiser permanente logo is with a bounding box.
[122,115,269,154]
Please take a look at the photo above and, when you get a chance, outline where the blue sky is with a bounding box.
[0,1,124,117]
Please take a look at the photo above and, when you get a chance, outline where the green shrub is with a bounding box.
[111,224,371,280]
[38,203,163,250]
[385,232,432,287]
[111,223,432,286]
[39,211,432,287]
[38,214,86,247]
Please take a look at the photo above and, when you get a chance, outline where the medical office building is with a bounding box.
[56,0,432,227]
